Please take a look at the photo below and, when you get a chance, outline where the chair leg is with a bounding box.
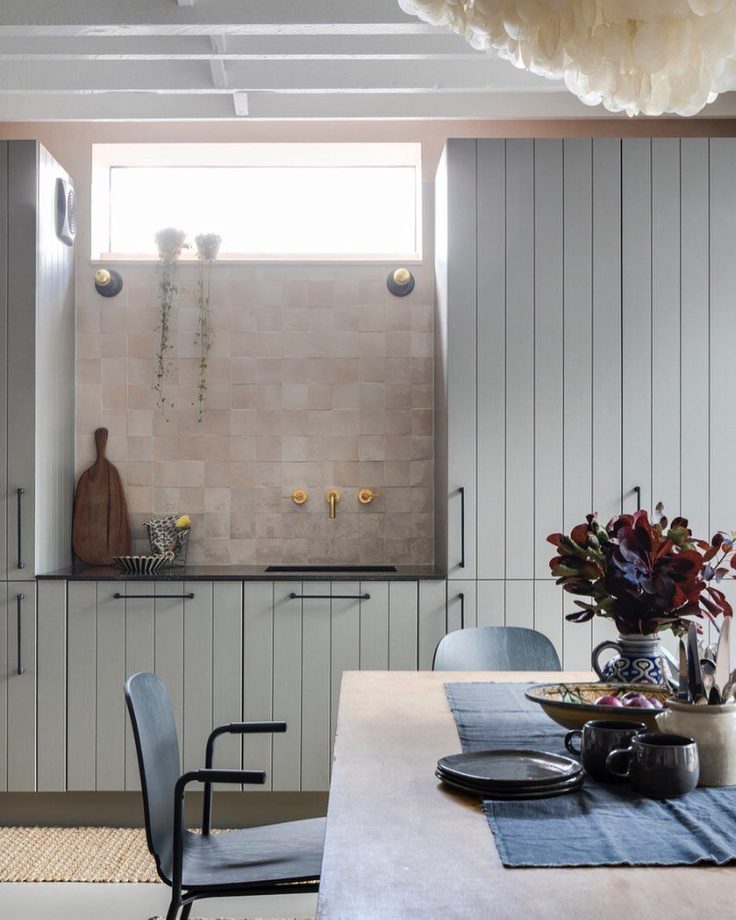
[180,904,193,920]
[165,897,182,920]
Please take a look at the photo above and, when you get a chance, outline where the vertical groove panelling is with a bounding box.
[36,580,66,790]
[154,582,185,751]
[505,582,534,631]
[476,582,505,629]
[476,139,506,581]
[212,582,243,788]
[562,139,594,670]
[0,142,7,581]
[67,582,97,791]
[243,582,274,789]
[622,139,653,516]
[329,583,360,767]
[359,581,389,670]
[96,584,125,791]
[7,581,35,790]
[533,140,564,582]
[591,138,623,652]
[709,140,736,662]
[651,139,682,514]
[183,581,213,774]
[533,580,563,664]
[0,584,6,789]
[124,590,154,791]
[418,580,447,669]
[388,582,418,670]
[680,139,710,544]
[446,140,478,579]
[302,583,331,791]
[505,139,536,582]
[272,582,302,791]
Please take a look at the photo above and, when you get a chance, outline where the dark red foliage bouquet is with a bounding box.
[548,504,734,636]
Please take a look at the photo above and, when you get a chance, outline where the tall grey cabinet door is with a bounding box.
[6,142,37,580]
[37,580,67,791]
[0,142,7,582]
[6,582,36,790]
[441,139,478,579]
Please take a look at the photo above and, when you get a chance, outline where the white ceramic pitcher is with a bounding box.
[656,701,736,787]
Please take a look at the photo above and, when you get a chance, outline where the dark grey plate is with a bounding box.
[436,769,584,800]
[436,765,583,793]
[437,749,582,788]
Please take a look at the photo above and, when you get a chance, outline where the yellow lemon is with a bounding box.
[175,515,191,529]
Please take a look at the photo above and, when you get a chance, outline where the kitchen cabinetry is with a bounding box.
[436,136,734,668]
[1,582,37,791]
[33,576,446,794]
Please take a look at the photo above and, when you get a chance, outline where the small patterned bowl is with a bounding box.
[113,554,172,576]
[525,682,672,731]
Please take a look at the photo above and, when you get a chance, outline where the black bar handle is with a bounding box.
[458,592,465,630]
[114,593,196,600]
[633,485,641,512]
[458,486,466,568]
[17,593,24,675]
[289,593,370,600]
[17,488,25,570]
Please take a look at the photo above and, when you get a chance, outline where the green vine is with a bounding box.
[153,228,187,418]
[193,233,221,422]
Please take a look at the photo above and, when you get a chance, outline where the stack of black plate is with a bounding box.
[436,749,583,800]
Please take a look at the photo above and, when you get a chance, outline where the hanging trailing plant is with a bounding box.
[153,228,187,417]
[193,233,221,422]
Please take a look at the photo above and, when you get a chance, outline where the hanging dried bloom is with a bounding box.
[155,227,188,263]
[195,233,222,262]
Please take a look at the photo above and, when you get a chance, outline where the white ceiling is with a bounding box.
[1,0,736,121]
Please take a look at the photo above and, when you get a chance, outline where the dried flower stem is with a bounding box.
[194,260,215,421]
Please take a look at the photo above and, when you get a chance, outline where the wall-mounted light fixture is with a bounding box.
[387,267,415,297]
[94,268,124,298]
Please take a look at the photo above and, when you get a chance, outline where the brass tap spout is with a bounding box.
[326,489,340,519]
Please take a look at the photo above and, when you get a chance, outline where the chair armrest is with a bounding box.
[172,768,266,896]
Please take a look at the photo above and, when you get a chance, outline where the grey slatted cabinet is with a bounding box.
[4,583,36,791]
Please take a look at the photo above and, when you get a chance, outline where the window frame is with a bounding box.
[91,142,423,263]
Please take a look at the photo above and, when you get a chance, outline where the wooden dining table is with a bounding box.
[316,670,735,920]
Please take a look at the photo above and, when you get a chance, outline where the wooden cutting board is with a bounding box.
[72,428,131,565]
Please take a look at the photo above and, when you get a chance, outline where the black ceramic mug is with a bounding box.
[606,732,700,798]
[565,720,647,781]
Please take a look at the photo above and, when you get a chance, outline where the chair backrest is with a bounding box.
[124,672,181,882]
[432,626,562,672]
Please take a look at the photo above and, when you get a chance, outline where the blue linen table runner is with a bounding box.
[444,681,736,868]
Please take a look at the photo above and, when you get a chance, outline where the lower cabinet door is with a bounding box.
[4,582,36,791]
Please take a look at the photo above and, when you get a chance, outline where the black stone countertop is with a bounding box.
[37,564,446,582]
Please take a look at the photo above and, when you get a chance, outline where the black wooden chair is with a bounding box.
[124,672,324,920]
[432,626,562,672]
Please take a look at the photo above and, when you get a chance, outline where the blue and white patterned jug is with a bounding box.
[591,634,666,685]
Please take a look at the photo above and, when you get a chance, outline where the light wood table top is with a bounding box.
[316,670,734,920]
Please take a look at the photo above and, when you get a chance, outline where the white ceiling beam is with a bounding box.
[177,0,195,6]
[208,35,227,89]
[233,92,248,116]
[0,58,552,93]
[0,1,429,36]
[0,33,473,60]
[11,90,736,120]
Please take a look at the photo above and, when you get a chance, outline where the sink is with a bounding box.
[265,565,397,573]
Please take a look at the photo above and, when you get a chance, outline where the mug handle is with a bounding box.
[564,729,583,756]
[591,639,622,680]
[606,746,633,779]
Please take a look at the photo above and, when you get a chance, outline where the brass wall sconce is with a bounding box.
[387,267,415,297]
[358,488,383,504]
[94,268,124,298]
[284,489,308,505]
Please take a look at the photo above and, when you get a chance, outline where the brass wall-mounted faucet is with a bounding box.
[326,489,340,519]
[358,488,382,504]
[284,489,308,505]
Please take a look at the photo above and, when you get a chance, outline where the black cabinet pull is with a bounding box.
[17,593,24,675]
[289,593,370,601]
[17,487,25,570]
[458,486,466,569]
[114,592,195,600]
[634,485,641,511]
[458,592,465,630]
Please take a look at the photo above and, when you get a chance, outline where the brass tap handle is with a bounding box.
[284,489,308,505]
[326,489,341,519]
[358,488,383,504]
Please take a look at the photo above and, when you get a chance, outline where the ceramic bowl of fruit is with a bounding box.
[525,682,671,731]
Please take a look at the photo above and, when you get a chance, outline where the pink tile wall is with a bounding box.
[76,262,434,565]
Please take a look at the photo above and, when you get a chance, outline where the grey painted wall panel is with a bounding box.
[36,579,66,791]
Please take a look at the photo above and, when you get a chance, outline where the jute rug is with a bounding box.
[0,826,159,883]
